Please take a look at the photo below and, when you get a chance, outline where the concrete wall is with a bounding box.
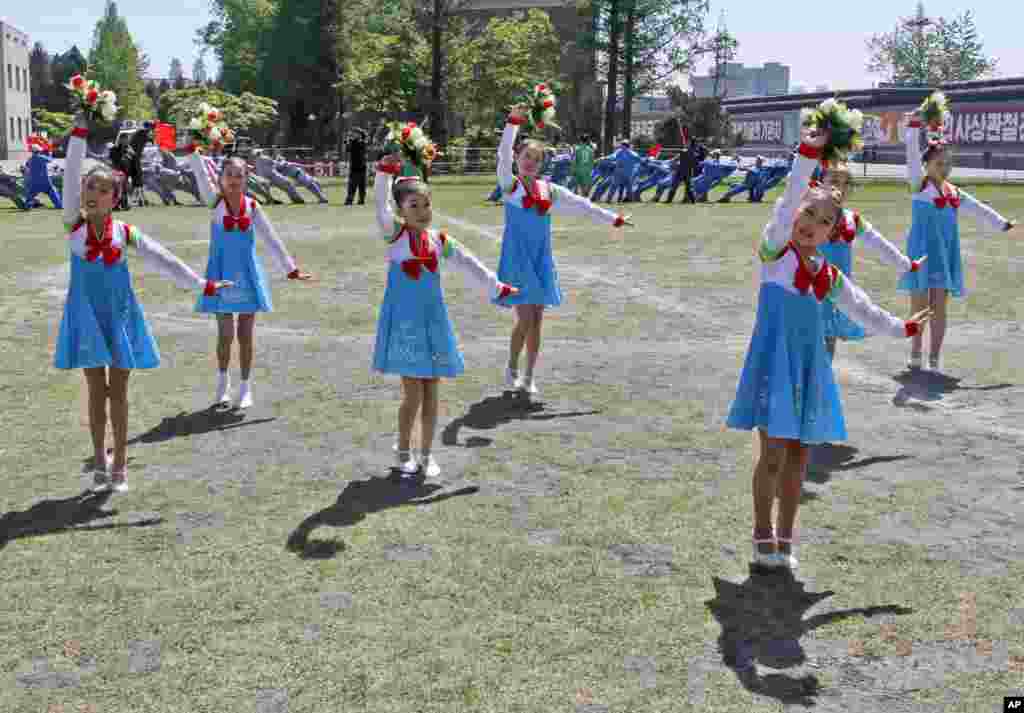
[0,20,32,161]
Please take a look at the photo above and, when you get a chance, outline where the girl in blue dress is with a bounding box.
[188,149,313,409]
[726,128,932,570]
[816,162,925,361]
[56,113,233,492]
[498,104,633,396]
[898,108,1015,371]
[373,154,519,479]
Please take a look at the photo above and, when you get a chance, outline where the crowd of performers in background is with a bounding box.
[485,133,795,207]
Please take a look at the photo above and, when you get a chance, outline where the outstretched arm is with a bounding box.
[62,117,89,230]
[438,233,513,301]
[904,114,924,192]
[126,225,217,294]
[854,214,917,272]
[188,150,218,208]
[760,132,823,260]
[830,269,917,338]
[549,183,626,226]
[374,161,402,241]
[251,202,298,276]
[958,190,1013,234]
[498,112,523,192]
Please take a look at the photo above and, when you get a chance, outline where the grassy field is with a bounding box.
[1,176,1023,713]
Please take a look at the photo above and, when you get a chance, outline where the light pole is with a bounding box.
[308,113,318,152]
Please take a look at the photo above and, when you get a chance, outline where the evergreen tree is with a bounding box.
[193,56,208,84]
[89,0,154,118]
[29,43,53,110]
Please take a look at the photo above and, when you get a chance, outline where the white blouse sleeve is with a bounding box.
[129,227,207,290]
[549,183,621,225]
[374,170,401,241]
[498,122,519,192]
[857,216,913,272]
[761,150,817,257]
[958,190,1010,234]
[905,124,924,192]
[252,202,297,275]
[188,151,218,208]
[440,234,505,300]
[62,135,86,230]
[830,270,908,338]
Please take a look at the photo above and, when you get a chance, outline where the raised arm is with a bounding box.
[126,224,213,293]
[251,202,298,276]
[854,213,916,272]
[549,183,625,226]
[958,190,1013,234]
[829,269,915,338]
[374,160,402,241]
[904,115,924,191]
[188,150,218,208]
[438,233,511,301]
[760,133,822,259]
[498,113,523,192]
[62,118,89,230]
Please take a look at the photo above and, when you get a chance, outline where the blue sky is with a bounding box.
[4,0,1021,89]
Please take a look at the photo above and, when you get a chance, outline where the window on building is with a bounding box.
[18,117,23,141]
[15,66,21,92]
[10,117,15,142]
[7,64,12,89]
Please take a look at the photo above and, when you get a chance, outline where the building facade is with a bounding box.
[690,62,790,99]
[723,77,1024,168]
[628,95,673,139]
[0,19,32,161]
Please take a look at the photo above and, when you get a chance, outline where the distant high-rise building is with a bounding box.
[0,18,32,161]
[690,62,790,99]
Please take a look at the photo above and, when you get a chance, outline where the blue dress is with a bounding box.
[818,241,866,341]
[55,253,160,370]
[195,204,273,313]
[726,282,847,444]
[372,250,465,379]
[897,200,964,297]
[494,198,562,308]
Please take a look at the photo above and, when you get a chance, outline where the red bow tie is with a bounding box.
[401,230,438,280]
[84,219,122,265]
[522,186,552,215]
[223,213,252,231]
[934,193,960,210]
[791,247,833,301]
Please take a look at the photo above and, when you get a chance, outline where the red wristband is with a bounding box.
[798,143,822,159]
[498,284,513,299]
[204,280,216,296]
[288,269,300,279]
[377,162,400,176]
[907,120,923,128]
[910,259,922,272]
[613,215,625,228]
[905,322,920,337]
[71,127,89,139]
[507,116,526,126]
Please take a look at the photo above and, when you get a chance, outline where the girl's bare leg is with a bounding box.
[398,377,423,452]
[216,314,234,371]
[107,367,131,472]
[236,313,256,380]
[775,441,810,553]
[910,291,928,357]
[84,367,109,466]
[928,288,949,361]
[419,379,439,456]
[753,430,788,554]
[523,306,544,381]
[508,305,532,373]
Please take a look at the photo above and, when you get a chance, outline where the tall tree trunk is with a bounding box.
[430,0,446,145]
[623,0,635,140]
[602,0,621,155]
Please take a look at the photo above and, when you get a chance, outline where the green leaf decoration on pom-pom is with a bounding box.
[801,97,867,163]
[519,81,560,131]
[918,91,949,129]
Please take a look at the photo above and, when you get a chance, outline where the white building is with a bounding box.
[0,18,32,161]
[690,62,790,99]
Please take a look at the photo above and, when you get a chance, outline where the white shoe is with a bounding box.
[420,454,441,478]
[393,445,419,475]
[215,374,231,405]
[505,367,521,389]
[110,469,129,493]
[776,539,798,569]
[521,377,538,395]
[91,454,112,492]
[237,382,253,409]
[752,538,782,568]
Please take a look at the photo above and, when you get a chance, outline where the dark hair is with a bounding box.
[804,185,844,224]
[220,156,248,179]
[392,176,430,206]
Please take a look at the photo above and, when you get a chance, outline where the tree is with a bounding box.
[866,3,997,85]
[157,87,278,143]
[665,86,732,146]
[43,46,88,113]
[31,109,74,139]
[169,57,185,82]
[89,0,154,118]
[29,43,54,110]
[707,19,738,98]
[193,56,208,84]
[195,0,279,94]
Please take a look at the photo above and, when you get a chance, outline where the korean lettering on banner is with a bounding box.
[736,118,783,143]
[946,109,1024,145]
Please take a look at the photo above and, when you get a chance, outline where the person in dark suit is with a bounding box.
[345,129,368,205]
[665,138,699,204]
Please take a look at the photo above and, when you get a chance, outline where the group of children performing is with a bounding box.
[54,90,1015,574]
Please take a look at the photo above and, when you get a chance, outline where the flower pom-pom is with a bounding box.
[918,91,950,130]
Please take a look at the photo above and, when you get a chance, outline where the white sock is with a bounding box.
[217,370,229,390]
[240,379,250,391]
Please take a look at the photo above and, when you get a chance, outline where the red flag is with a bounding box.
[155,122,176,151]
[647,143,662,158]
[680,126,690,144]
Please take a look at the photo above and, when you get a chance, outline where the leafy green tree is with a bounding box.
[195,0,279,94]
[665,87,732,146]
[88,0,154,118]
[31,109,74,138]
[157,87,278,142]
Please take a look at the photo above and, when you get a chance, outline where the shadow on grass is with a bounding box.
[286,474,479,558]
[0,490,163,550]
[705,569,912,706]
[806,444,912,485]
[891,370,1014,406]
[441,391,601,447]
[127,406,276,445]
